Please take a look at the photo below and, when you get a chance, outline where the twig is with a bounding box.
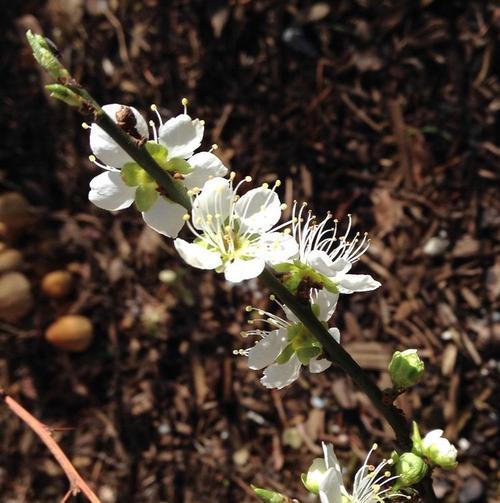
[1,389,102,503]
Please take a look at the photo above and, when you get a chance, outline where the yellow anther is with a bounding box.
[258,310,265,316]
[211,143,219,150]
[181,98,189,106]
[384,471,391,477]
[373,443,378,450]
[245,306,253,312]
[230,171,236,180]
[280,203,287,210]
[262,182,269,189]
[275,179,281,187]
[182,214,190,221]
[89,155,96,162]
[245,176,252,182]
[200,119,205,126]
[232,350,239,355]
[269,294,276,301]
[240,331,248,338]
[150,104,158,111]
[149,120,155,126]
[284,228,291,234]
[81,122,90,129]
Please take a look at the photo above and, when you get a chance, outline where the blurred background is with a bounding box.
[1,1,499,502]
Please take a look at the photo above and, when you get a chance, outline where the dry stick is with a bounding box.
[1,390,102,503]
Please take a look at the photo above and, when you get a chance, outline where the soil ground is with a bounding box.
[1,1,499,502]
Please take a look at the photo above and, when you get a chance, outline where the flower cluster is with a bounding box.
[302,442,410,502]
[85,102,381,389]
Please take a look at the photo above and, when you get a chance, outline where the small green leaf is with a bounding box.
[135,184,158,212]
[145,141,169,169]
[296,346,321,365]
[166,157,192,174]
[122,163,151,186]
[251,485,288,503]
[45,84,82,107]
[275,344,295,365]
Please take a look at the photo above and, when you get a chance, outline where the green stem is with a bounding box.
[260,267,411,447]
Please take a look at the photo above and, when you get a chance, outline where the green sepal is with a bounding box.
[122,163,152,186]
[411,421,423,456]
[275,344,295,365]
[273,262,295,274]
[166,157,192,174]
[145,141,169,169]
[296,346,321,365]
[135,184,158,212]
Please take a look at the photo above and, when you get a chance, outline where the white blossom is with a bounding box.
[87,102,227,237]
[278,202,381,296]
[174,175,298,282]
[309,442,409,503]
[421,430,457,469]
[237,290,339,389]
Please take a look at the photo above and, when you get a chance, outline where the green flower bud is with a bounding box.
[421,430,458,470]
[388,349,425,389]
[251,485,289,502]
[45,84,82,108]
[301,457,327,494]
[26,30,70,80]
[393,452,428,490]
[411,421,423,457]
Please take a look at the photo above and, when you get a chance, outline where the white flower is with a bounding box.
[174,175,298,282]
[87,101,227,237]
[237,290,339,389]
[278,202,381,296]
[421,430,457,469]
[310,442,409,503]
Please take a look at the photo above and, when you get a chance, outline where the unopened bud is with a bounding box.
[389,349,425,389]
[393,452,428,490]
[26,30,70,80]
[251,485,289,502]
[421,430,458,470]
[301,458,327,494]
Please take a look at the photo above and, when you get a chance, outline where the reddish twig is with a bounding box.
[0,389,102,503]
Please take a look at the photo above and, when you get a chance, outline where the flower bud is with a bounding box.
[251,485,289,502]
[393,452,428,489]
[421,430,458,469]
[26,30,70,80]
[301,458,327,494]
[388,349,425,389]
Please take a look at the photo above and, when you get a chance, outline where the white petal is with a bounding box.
[314,289,339,321]
[309,357,331,374]
[322,442,342,473]
[90,104,148,168]
[142,197,186,238]
[174,238,222,270]
[319,468,344,503]
[422,429,444,450]
[235,187,281,232]
[224,257,265,283]
[183,152,228,190]
[247,328,289,370]
[306,250,336,276]
[328,327,341,343]
[158,114,204,159]
[329,257,352,274]
[88,171,134,211]
[337,274,381,294]
[260,354,302,389]
[258,232,299,264]
[192,177,233,230]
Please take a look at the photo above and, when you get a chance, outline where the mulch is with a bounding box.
[0,1,499,502]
